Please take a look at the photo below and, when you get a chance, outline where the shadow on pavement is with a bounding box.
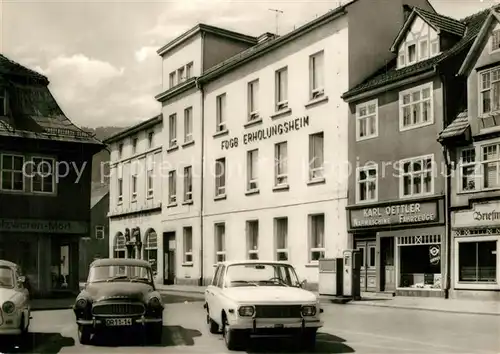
[160,294,204,304]
[354,298,391,302]
[246,333,355,353]
[0,332,75,353]
[90,325,201,347]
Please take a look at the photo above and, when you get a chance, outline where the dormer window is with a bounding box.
[492,29,500,53]
[407,43,417,64]
[0,89,6,116]
[397,18,441,69]
[430,39,439,56]
[419,39,428,60]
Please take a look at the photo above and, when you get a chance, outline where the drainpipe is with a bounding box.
[442,145,452,299]
[197,32,205,287]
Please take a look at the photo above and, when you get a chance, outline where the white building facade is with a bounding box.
[106,116,164,284]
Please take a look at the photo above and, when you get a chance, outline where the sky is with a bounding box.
[0,0,497,128]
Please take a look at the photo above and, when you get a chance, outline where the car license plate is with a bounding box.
[274,324,284,328]
[105,318,132,326]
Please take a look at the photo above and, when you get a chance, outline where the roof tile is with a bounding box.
[438,110,470,140]
[414,8,466,37]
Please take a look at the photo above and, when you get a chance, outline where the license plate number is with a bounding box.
[105,318,132,326]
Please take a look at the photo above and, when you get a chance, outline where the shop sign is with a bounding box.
[349,201,438,229]
[220,116,309,150]
[0,218,88,234]
[429,245,440,265]
[452,202,500,228]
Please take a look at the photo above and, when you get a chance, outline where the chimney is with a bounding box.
[403,4,413,22]
[257,32,278,43]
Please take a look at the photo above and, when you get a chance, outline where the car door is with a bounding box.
[212,265,226,326]
[206,266,220,318]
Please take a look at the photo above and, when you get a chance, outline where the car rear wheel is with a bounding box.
[77,325,92,345]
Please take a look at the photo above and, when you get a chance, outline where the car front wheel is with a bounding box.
[77,325,92,345]
[300,329,317,350]
[222,316,246,351]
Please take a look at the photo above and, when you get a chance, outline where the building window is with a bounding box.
[184,107,193,143]
[398,235,441,289]
[0,154,24,192]
[419,39,429,60]
[31,157,54,194]
[407,43,417,64]
[117,164,123,204]
[275,67,288,111]
[169,71,176,88]
[482,144,500,189]
[309,214,325,262]
[215,158,226,197]
[168,170,176,205]
[275,217,288,261]
[458,240,497,283]
[356,99,378,140]
[492,30,500,52]
[144,230,158,275]
[0,89,6,115]
[183,227,193,264]
[275,142,288,186]
[400,155,434,198]
[186,62,193,79]
[356,164,378,203]
[479,67,500,127]
[400,83,433,130]
[146,155,154,198]
[169,114,177,148]
[247,149,258,191]
[118,143,123,159]
[148,131,154,149]
[248,79,259,121]
[458,147,478,192]
[246,220,259,260]
[113,233,126,258]
[95,226,105,240]
[216,93,226,132]
[132,137,138,154]
[215,223,226,263]
[310,51,324,99]
[177,66,185,83]
[309,132,324,181]
[184,165,193,202]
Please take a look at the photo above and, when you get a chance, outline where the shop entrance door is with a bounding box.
[380,237,395,292]
[163,232,176,285]
[355,240,377,292]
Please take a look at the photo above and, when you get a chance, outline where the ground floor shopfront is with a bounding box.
[0,218,88,297]
[347,197,446,297]
[201,199,348,288]
[451,200,500,301]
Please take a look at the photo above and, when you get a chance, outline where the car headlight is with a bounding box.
[148,296,162,308]
[238,305,255,317]
[301,305,316,317]
[75,298,88,309]
[2,301,15,314]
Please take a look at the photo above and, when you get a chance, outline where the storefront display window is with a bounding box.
[144,230,158,275]
[458,240,497,283]
[397,235,442,289]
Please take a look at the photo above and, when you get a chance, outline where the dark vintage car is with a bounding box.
[73,258,164,344]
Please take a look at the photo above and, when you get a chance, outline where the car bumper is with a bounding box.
[0,315,22,335]
[229,317,323,332]
[76,316,162,327]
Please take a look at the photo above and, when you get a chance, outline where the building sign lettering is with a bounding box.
[221,116,309,150]
[350,201,438,229]
[0,218,89,234]
[453,202,500,228]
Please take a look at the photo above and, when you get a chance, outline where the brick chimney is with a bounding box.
[257,32,278,43]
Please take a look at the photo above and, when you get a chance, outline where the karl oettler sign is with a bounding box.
[0,218,88,234]
[220,115,309,150]
[350,201,438,229]
[452,201,500,228]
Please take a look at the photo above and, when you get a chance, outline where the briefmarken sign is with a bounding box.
[0,218,89,234]
[349,201,439,229]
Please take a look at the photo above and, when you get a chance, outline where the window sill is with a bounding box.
[213,129,229,138]
[307,178,326,186]
[305,95,328,109]
[117,201,123,206]
[355,198,378,205]
[166,145,179,153]
[147,195,154,200]
[399,121,434,132]
[131,198,137,203]
[167,202,177,208]
[182,140,195,148]
[182,263,194,268]
[305,263,319,268]
[356,134,378,142]
[245,189,260,196]
[214,194,227,201]
[270,108,292,120]
[244,117,263,128]
[273,184,289,192]
[182,200,194,205]
[456,188,500,195]
[399,193,434,200]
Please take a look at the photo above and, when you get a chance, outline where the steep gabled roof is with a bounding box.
[91,185,109,208]
[390,7,466,53]
[458,7,500,76]
[343,7,490,101]
[0,54,48,83]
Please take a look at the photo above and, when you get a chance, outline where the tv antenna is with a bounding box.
[269,8,284,35]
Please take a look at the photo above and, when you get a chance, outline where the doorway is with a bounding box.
[380,237,395,292]
[355,239,377,292]
[163,232,176,285]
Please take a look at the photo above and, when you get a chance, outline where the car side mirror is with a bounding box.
[300,279,307,288]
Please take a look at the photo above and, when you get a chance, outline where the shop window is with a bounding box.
[458,241,497,283]
[246,220,259,260]
[398,235,441,289]
[144,230,158,275]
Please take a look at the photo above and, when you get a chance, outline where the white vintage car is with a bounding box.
[204,260,323,351]
[0,260,31,337]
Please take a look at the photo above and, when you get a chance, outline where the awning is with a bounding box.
[438,110,470,142]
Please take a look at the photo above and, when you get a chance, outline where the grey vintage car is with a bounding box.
[73,258,164,344]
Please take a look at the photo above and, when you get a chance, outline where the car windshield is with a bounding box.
[225,263,301,287]
[88,265,153,284]
[0,266,14,289]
